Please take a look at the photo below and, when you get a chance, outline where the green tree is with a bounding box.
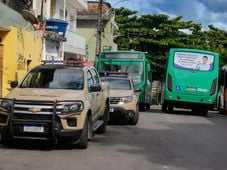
[114,7,227,79]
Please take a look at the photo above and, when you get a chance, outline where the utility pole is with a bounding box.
[95,0,103,57]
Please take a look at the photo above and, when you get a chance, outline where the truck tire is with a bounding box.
[96,105,108,134]
[1,131,14,147]
[77,116,89,149]
[129,105,139,125]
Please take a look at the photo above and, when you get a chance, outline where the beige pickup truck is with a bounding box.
[0,64,109,149]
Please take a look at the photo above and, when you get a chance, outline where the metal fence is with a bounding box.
[1,0,32,14]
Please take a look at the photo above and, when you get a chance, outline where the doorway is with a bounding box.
[0,45,3,97]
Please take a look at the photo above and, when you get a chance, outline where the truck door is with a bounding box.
[0,45,3,97]
[87,70,99,121]
[90,68,104,115]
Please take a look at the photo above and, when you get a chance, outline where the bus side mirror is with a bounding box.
[10,81,18,88]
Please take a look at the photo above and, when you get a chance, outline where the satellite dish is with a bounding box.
[21,10,39,25]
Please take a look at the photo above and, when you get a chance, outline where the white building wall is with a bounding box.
[52,0,77,32]
[32,0,87,59]
[32,0,51,19]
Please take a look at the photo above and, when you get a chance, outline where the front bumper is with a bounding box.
[0,125,83,141]
[0,99,86,142]
[109,106,136,120]
[165,91,217,105]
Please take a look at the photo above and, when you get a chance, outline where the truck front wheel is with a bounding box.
[96,105,108,134]
[77,116,89,149]
[1,131,14,147]
[129,105,139,125]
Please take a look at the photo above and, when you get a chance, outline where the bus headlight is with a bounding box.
[120,96,133,103]
[61,102,84,114]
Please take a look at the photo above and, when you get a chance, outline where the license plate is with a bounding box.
[109,108,114,112]
[23,126,44,133]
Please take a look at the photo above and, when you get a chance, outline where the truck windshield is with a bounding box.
[101,77,132,90]
[100,61,143,83]
[174,52,214,71]
[20,68,84,90]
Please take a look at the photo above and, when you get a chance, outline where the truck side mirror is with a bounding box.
[10,81,18,88]
[135,88,142,93]
[89,84,101,92]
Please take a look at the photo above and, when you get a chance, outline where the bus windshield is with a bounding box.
[174,52,214,71]
[100,61,144,83]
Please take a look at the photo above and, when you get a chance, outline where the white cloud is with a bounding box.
[210,21,227,30]
[108,0,227,30]
[194,1,206,19]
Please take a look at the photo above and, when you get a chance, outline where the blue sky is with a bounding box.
[105,0,227,30]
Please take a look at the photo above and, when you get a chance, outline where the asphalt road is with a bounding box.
[1,106,227,170]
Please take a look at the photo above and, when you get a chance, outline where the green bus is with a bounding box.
[94,50,152,110]
[162,48,219,115]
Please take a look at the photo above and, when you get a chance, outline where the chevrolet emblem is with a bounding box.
[29,107,41,113]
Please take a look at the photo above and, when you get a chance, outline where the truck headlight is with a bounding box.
[1,99,12,112]
[61,102,84,114]
[120,96,133,103]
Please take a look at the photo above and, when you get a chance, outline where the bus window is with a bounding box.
[100,62,144,83]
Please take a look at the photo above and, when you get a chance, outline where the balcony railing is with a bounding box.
[67,0,87,9]
[1,0,32,14]
[64,29,86,55]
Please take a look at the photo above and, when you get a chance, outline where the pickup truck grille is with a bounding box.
[14,113,51,121]
[10,100,60,140]
[110,97,121,104]
[14,101,61,115]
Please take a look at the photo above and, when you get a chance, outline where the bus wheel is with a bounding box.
[201,107,208,116]
[219,108,225,115]
[162,103,167,113]
[167,105,173,113]
[139,103,146,111]
[146,103,150,110]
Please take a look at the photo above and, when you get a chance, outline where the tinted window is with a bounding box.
[101,77,132,90]
[100,61,143,83]
[20,68,84,90]
[90,69,100,84]
[87,71,94,87]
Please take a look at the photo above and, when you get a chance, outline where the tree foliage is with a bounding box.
[114,7,227,79]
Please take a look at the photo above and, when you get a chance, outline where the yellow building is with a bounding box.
[0,27,42,97]
[0,1,42,97]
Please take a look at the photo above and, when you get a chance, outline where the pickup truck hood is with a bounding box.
[110,90,133,97]
[6,88,85,101]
